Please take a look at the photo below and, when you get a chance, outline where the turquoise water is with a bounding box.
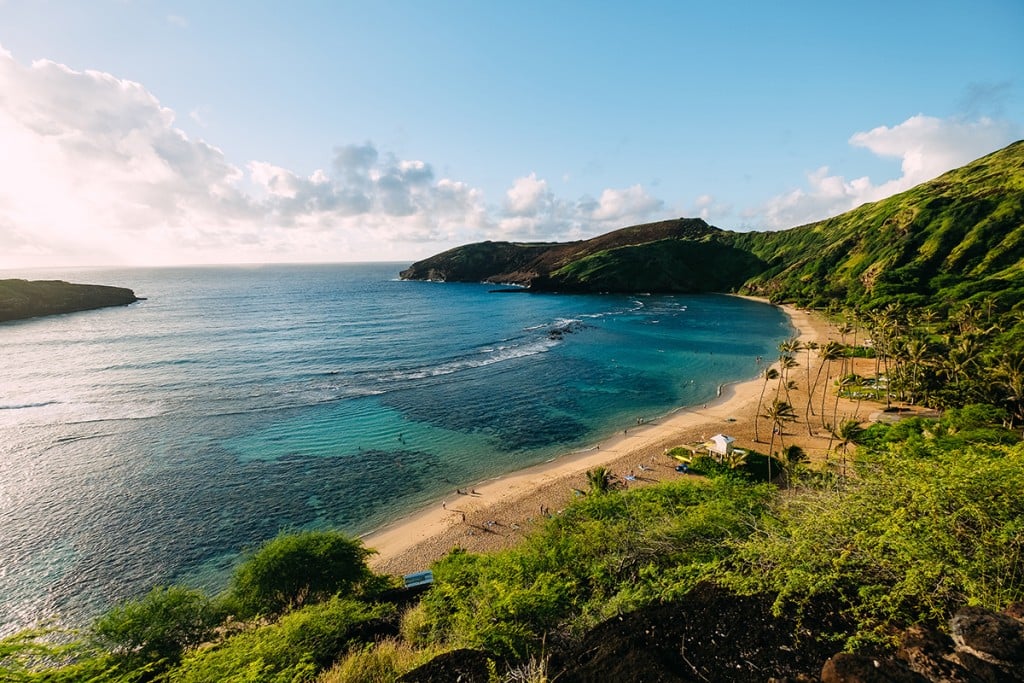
[0,263,791,633]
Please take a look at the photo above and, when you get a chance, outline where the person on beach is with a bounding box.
[442,501,446,510]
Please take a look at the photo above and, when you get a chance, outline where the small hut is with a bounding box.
[706,434,736,458]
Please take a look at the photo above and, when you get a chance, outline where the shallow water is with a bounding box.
[0,263,791,632]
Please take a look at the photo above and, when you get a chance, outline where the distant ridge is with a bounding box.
[401,140,1024,309]
[399,217,724,289]
[0,279,141,322]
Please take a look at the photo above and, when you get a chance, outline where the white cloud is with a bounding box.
[691,194,732,222]
[0,47,500,267]
[588,185,663,223]
[20,47,1014,268]
[0,46,680,268]
[754,114,1022,229]
[0,42,679,268]
[504,173,551,217]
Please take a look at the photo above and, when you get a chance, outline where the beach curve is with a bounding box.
[366,300,831,576]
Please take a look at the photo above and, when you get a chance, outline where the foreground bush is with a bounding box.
[420,477,775,658]
[168,597,395,682]
[318,638,445,683]
[721,439,1024,646]
[92,586,223,670]
[229,530,379,618]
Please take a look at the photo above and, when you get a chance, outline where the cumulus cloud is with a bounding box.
[0,47,504,266]
[0,44,681,268]
[487,175,669,242]
[588,185,664,223]
[754,114,1021,229]
[504,173,552,217]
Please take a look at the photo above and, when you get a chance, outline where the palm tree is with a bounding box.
[762,399,798,482]
[813,341,844,430]
[778,339,801,394]
[784,379,799,407]
[803,340,819,415]
[901,335,933,405]
[830,374,857,442]
[724,448,748,470]
[837,323,854,375]
[754,367,779,442]
[586,467,613,495]
[992,352,1024,433]
[831,419,864,483]
[774,354,799,404]
[942,335,981,403]
[782,444,809,487]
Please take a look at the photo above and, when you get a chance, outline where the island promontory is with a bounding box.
[0,279,141,323]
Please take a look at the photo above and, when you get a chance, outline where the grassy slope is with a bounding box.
[401,140,1024,309]
[731,140,1024,309]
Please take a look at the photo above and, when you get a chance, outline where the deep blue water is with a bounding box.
[0,263,791,633]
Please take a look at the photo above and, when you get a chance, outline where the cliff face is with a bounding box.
[0,279,141,322]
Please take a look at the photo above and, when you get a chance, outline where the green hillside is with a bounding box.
[734,140,1024,310]
[400,140,1024,314]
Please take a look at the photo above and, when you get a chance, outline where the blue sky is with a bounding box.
[0,0,1022,268]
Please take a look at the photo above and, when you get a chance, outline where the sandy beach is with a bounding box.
[367,300,851,576]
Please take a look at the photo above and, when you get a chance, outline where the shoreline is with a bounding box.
[366,300,833,576]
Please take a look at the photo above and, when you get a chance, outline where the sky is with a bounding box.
[0,1,1022,269]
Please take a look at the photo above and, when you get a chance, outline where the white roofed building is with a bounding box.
[707,434,736,457]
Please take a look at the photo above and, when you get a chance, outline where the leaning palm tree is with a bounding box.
[813,341,844,431]
[754,367,779,442]
[775,354,799,404]
[831,374,857,439]
[783,379,799,407]
[762,399,797,482]
[831,419,864,483]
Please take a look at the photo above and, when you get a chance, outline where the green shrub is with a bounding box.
[168,597,395,682]
[721,441,1024,646]
[92,585,223,669]
[229,531,376,618]
[419,478,775,658]
[320,638,444,683]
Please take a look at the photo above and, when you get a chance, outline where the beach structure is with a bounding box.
[706,434,736,458]
[403,570,434,588]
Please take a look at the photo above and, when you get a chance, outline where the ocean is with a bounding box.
[0,263,792,634]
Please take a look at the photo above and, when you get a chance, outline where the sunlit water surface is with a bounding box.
[0,263,791,633]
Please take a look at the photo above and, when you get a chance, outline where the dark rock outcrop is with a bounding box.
[398,648,504,683]
[820,653,928,682]
[823,605,1024,683]
[0,279,141,322]
[399,589,1024,683]
[551,583,851,683]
